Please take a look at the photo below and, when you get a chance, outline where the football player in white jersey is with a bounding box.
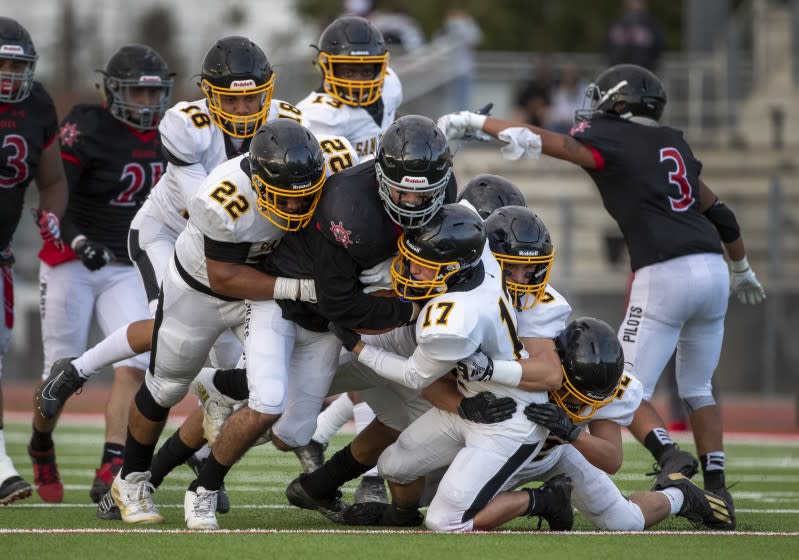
[471,317,735,531]
[297,15,401,159]
[109,120,349,525]
[37,36,306,410]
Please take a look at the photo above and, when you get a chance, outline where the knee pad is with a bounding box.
[682,395,716,413]
[134,384,170,422]
[590,498,646,531]
[248,378,286,415]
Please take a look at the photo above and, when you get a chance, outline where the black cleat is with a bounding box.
[353,475,388,504]
[651,446,699,489]
[96,490,121,520]
[705,485,736,530]
[285,474,348,523]
[293,440,327,474]
[36,357,84,419]
[659,473,735,530]
[529,474,574,531]
[341,502,423,526]
[186,455,230,514]
[0,476,33,506]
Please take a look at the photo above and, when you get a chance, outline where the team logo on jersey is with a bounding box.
[569,120,591,136]
[59,122,80,147]
[329,221,352,247]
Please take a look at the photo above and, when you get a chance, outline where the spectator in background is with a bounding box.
[366,2,424,54]
[511,55,552,126]
[606,0,665,72]
[546,63,588,134]
[435,9,482,110]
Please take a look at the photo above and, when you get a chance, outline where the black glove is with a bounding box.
[73,237,113,271]
[328,321,361,352]
[457,391,516,424]
[524,402,582,443]
[455,349,494,382]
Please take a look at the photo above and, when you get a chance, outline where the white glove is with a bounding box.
[730,257,765,305]
[273,277,317,303]
[359,257,394,293]
[497,127,542,160]
[436,111,487,141]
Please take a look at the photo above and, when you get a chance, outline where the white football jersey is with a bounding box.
[516,286,572,339]
[174,134,358,289]
[583,371,643,427]
[297,68,402,159]
[147,97,305,234]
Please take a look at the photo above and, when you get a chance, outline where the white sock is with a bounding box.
[658,487,685,515]
[0,429,20,481]
[353,402,378,478]
[72,324,136,378]
[312,393,354,445]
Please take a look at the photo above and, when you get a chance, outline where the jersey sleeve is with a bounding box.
[357,341,455,390]
[188,183,238,245]
[516,286,572,338]
[268,99,305,126]
[569,117,625,168]
[297,93,350,135]
[382,69,403,114]
[159,102,214,165]
[588,373,643,426]
[59,105,97,172]
[415,297,480,361]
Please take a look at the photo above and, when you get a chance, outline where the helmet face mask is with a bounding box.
[390,203,485,301]
[101,45,173,130]
[375,115,452,229]
[316,16,389,107]
[574,64,666,125]
[201,36,274,139]
[249,120,326,232]
[485,206,554,311]
[550,317,625,422]
[0,17,38,103]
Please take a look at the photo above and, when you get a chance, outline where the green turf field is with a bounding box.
[2,418,797,559]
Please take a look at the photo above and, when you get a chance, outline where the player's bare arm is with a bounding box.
[206,257,278,300]
[35,141,68,216]
[516,337,564,393]
[574,418,624,475]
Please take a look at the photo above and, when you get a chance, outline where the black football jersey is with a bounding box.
[570,114,722,271]
[0,82,59,250]
[58,105,166,260]
[266,159,458,332]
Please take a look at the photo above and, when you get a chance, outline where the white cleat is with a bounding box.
[190,368,238,446]
[184,486,219,530]
[111,471,164,524]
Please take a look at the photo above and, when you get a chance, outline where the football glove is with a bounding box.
[730,257,765,305]
[32,209,62,248]
[524,402,582,443]
[359,257,394,294]
[457,392,517,424]
[436,111,487,141]
[71,236,113,271]
[328,321,361,352]
[455,349,493,382]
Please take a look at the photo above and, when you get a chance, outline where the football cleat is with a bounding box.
[36,358,85,419]
[0,476,33,506]
[186,454,230,514]
[341,502,423,526]
[353,475,388,504]
[90,456,123,503]
[184,486,219,530]
[651,445,699,489]
[285,474,348,523]
[111,471,164,524]
[190,368,237,446]
[704,484,736,530]
[28,445,63,503]
[293,439,327,474]
[96,490,122,520]
[658,473,734,530]
[528,474,574,531]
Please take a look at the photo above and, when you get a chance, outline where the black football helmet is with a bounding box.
[485,206,554,311]
[201,36,275,138]
[551,317,625,422]
[376,115,452,229]
[249,119,325,232]
[0,17,37,103]
[391,203,485,300]
[575,63,667,124]
[99,44,173,130]
[315,16,389,107]
[457,174,527,219]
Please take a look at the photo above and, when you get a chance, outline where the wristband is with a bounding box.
[70,235,87,251]
[731,256,750,273]
[490,359,523,387]
[273,276,298,300]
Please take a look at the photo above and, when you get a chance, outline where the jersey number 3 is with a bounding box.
[660,147,694,212]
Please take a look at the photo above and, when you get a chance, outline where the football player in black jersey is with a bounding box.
[437,63,764,522]
[0,17,67,506]
[28,44,172,505]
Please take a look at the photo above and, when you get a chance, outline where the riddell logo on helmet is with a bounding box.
[230,79,256,89]
[405,240,422,254]
[401,176,429,186]
[138,75,163,84]
[0,45,24,55]
[289,182,312,190]
[517,250,540,256]
[349,50,371,56]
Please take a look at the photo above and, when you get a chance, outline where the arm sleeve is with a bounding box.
[357,344,454,390]
[309,228,414,330]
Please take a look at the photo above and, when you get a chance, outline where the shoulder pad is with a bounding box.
[268,98,304,126]
[159,100,214,165]
[59,105,102,149]
[317,134,360,176]
[382,68,403,112]
[297,93,350,131]
[517,285,572,339]
[416,295,477,361]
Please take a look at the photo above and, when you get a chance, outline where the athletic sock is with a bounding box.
[644,428,675,463]
[150,431,200,488]
[301,444,370,499]
[312,393,354,445]
[72,324,136,379]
